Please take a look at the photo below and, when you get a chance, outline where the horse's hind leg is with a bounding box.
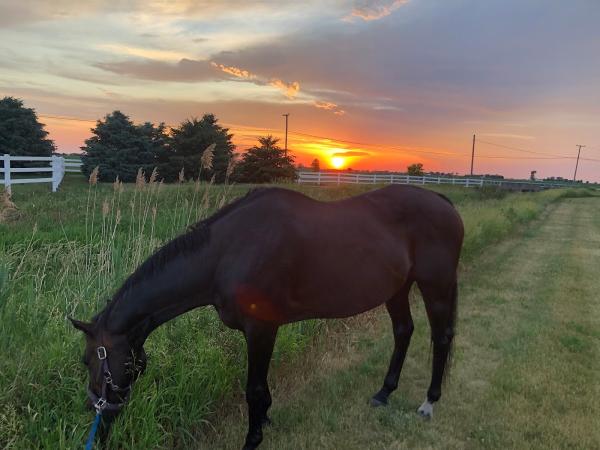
[371,281,414,407]
[417,278,458,419]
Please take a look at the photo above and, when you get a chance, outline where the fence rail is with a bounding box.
[297,171,573,190]
[64,158,82,173]
[0,154,66,194]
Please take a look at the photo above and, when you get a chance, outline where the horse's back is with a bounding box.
[211,186,463,324]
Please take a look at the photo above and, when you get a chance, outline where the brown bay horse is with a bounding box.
[71,185,464,449]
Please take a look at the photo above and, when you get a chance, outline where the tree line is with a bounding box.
[0,97,296,184]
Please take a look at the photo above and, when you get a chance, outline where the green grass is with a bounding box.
[0,176,595,449]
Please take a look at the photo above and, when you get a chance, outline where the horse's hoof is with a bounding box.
[417,400,433,419]
[369,396,388,407]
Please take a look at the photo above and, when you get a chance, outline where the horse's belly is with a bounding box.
[289,258,409,320]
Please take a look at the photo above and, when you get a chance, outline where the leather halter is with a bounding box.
[87,346,131,413]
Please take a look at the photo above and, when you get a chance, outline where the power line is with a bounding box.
[477,139,573,158]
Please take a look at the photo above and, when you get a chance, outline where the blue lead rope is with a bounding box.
[85,413,102,450]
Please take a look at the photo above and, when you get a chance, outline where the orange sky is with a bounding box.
[2,1,600,181]
[39,114,470,174]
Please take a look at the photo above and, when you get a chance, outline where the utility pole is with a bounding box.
[470,134,476,176]
[573,144,585,182]
[282,113,289,156]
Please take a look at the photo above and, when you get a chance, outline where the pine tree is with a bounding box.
[233,136,296,183]
[158,114,234,182]
[0,97,55,156]
[81,111,167,182]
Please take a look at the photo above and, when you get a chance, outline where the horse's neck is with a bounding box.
[104,252,214,341]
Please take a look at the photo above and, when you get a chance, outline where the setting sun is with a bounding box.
[331,156,345,169]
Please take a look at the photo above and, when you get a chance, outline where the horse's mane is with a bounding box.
[108,187,269,306]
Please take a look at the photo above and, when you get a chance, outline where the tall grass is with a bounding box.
[0,179,593,449]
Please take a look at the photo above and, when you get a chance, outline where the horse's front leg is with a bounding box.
[242,322,278,450]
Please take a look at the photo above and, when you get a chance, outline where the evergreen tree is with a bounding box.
[310,158,320,172]
[0,97,55,156]
[233,136,296,183]
[158,114,234,182]
[81,111,167,182]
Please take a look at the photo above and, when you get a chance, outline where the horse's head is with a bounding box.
[70,318,147,417]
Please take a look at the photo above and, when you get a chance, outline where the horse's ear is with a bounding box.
[69,317,94,336]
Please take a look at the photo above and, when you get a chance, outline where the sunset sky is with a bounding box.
[1,0,599,181]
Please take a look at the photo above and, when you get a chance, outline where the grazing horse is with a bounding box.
[71,185,463,449]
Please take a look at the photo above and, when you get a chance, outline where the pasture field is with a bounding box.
[0,176,596,449]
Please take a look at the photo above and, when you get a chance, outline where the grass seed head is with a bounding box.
[88,167,99,185]
[135,168,146,190]
[226,155,237,180]
[149,167,158,185]
[201,143,216,171]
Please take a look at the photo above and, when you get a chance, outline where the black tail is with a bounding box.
[443,280,458,383]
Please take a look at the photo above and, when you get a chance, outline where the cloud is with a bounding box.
[314,100,345,115]
[210,62,256,79]
[95,58,215,82]
[98,44,190,62]
[347,0,408,22]
[314,101,337,110]
[269,79,300,99]
[332,151,370,157]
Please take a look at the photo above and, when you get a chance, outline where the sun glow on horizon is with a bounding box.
[331,156,345,169]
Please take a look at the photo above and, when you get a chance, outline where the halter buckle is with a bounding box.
[94,397,107,411]
[97,346,107,360]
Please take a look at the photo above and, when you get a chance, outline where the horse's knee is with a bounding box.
[246,384,271,416]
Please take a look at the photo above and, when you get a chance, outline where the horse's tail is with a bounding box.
[443,279,458,383]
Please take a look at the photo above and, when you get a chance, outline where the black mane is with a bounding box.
[112,187,269,302]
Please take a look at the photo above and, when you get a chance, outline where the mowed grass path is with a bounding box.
[200,198,600,450]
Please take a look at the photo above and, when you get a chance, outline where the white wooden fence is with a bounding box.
[0,154,67,194]
[64,157,83,173]
[297,171,572,190]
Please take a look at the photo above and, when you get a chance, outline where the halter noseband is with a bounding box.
[88,346,132,413]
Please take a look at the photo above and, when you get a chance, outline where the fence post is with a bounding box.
[2,154,11,196]
[337,172,340,186]
[317,171,321,185]
[51,155,65,192]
